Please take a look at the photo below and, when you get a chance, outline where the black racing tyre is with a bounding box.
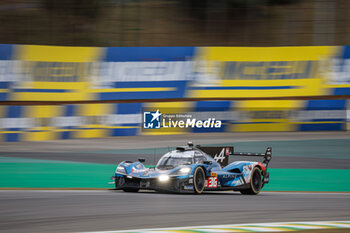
[123,188,139,192]
[193,167,205,194]
[115,176,125,189]
[240,167,263,195]
[115,177,139,192]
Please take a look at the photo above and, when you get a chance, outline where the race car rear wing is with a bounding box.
[232,147,272,167]
[196,144,272,167]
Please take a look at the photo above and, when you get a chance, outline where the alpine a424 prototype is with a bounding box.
[113,142,272,194]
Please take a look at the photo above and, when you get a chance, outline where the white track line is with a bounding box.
[73,221,350,233]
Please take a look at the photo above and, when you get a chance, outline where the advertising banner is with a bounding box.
[325,45,350,95]
[0,99,346,142]
[0,45,349,102]
[189,46,338,98]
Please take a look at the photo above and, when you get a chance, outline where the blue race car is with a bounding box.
[113,142,272,195]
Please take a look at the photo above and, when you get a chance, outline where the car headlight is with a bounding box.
[158,175,169,182]
[115,166,126,174]
[169,167,192,176]
[179,167,191,174]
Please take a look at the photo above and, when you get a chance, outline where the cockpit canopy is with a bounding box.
[156,149,217,170]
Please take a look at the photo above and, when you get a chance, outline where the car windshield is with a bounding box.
[156,155,193,170]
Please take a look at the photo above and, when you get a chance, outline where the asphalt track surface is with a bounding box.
[1,132,349,152]
[0,132,349,169]
[0,190,349,233]
[1,132,350,233]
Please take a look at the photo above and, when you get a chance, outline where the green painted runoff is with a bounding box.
[0,156,349,192]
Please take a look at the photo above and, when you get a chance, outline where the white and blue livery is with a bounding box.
[113,142,271,194]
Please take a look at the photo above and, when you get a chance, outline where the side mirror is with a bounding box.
[138,158,145,163]
[203,160,212,165]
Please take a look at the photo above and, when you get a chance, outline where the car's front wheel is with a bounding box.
[193,167,205,194]
[240,167,262,195]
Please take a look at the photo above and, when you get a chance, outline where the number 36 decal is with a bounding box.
[208,176,217,188]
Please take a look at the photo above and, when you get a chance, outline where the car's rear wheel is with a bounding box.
[240,167,262,195]
[193,167,205,194]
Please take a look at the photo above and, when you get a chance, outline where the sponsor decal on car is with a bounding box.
[222,174,236,178]
[213,148,226,163]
